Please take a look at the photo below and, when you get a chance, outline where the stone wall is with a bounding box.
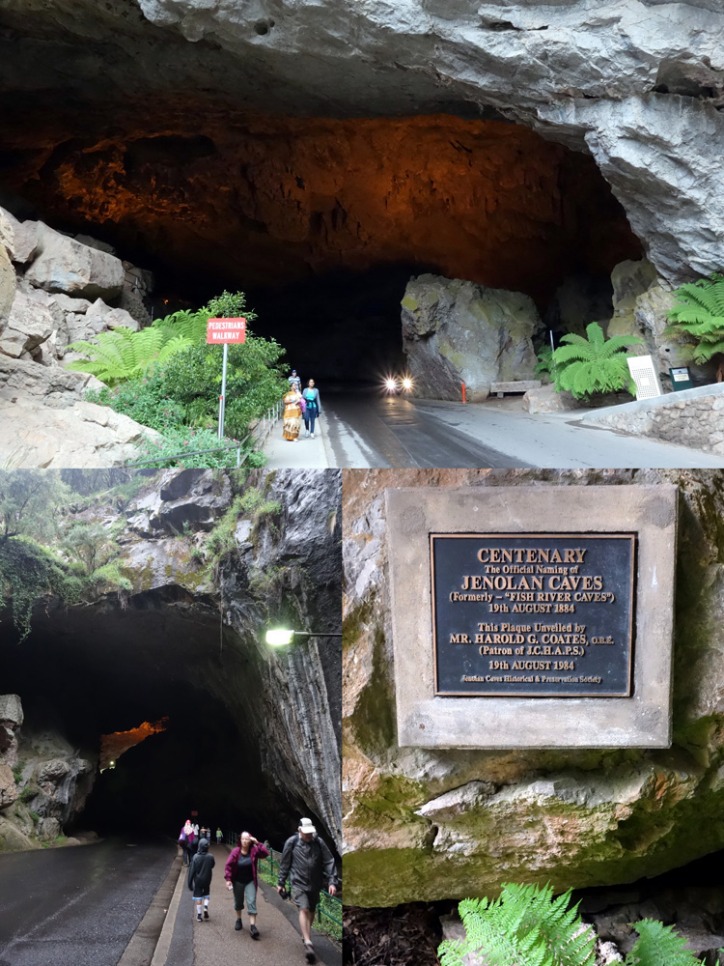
[578,384,724,457]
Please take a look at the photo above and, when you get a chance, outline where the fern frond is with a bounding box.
[668,273,724,364]
[441,884,596,966]
[625,918,701,966]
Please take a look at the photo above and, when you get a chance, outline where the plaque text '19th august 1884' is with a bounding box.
[430,533,636,698]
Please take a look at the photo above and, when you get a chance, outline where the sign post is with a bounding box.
[206,317,246,439]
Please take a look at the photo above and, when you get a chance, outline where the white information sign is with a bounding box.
[627,355,663,400]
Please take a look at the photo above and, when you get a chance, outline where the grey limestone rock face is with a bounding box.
[0,205,158,467]
[401,275,540,400]
[24,224,125,300]
[131,0,724,284]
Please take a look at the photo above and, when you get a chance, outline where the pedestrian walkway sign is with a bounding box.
[206,317,247,438]
[206,317,247,343]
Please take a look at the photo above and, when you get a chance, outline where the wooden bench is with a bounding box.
[489,380,542,398]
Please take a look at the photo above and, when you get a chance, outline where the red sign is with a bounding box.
[206,317,247,344]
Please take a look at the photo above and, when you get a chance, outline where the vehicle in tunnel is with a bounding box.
[383,373,414,395]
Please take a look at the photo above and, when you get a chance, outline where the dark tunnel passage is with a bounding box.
[1,590,333,852]
[0,104,643,383]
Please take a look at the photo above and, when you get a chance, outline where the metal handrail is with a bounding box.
[127,439,250,468]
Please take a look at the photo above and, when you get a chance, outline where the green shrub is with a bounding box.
[152,335,285,438]
[86,380,186,432]
[552,321,643,399]
[83,291,286,439]
[667,272,724,364]
[19,786,37,804]
[535,345,557,383]
[69,290,262,388]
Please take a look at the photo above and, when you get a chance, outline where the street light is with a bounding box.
[265,627,342,647]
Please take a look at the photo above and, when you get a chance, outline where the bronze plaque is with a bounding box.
[430,533,636,697]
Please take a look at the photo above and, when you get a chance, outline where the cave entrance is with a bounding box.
[2,593,320,849]
[0,110,643,384]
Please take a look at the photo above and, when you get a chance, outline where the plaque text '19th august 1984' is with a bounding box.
[430,533,636,698]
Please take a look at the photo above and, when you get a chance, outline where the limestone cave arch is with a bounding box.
[0,2,657,384]
[0,468,342,853]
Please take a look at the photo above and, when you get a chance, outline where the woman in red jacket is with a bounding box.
[224,831,269,938]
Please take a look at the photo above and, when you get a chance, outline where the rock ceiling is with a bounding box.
[0,0,677,302]
[1,1,723,301]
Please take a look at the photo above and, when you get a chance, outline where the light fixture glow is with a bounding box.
[264,627,342,647]
[265,628,297,647]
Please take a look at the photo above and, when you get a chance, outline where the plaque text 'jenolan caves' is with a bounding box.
[430,533,637,697]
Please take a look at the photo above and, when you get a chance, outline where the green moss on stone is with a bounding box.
[349,626,396,754]
[342,600,374,652]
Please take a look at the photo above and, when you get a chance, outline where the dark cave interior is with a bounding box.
[0,56,644,382]
[2,594,324,852]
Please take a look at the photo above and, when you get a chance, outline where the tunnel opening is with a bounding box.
[1,589,329,851]
[0,105,643,383]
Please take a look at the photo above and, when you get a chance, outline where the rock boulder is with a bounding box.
[401,275,541,401]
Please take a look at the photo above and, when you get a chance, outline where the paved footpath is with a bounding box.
[151,847,340,966]
[262,421,332,469]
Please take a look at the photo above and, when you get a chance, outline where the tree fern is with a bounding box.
[153,308,209,343]
[438,883,596,966]
[552,321,643,399]
[667,272,724,363]
[66,326,192,385]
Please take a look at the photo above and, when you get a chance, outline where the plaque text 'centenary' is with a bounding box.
[430,534,636,698]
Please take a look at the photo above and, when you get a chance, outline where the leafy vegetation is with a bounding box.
[133,427,250,469]
[205,486,282,565]
[78,291,286,462]
[552,321,643,400]
[438,883,596,966]
[66,326,194,385]
[439,883,720,966]
[535,344,557,383]
[667,272,724,365]
[0,470,133,639]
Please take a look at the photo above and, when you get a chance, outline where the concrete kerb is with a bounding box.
[148,854,189,966]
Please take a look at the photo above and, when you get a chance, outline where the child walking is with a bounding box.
[188,837,215,921]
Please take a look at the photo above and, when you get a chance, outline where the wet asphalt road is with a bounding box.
[324,392,531,467]
[0,838,175,966]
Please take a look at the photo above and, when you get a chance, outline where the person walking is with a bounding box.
[178,819,194,866]
[215,826,223,845]
[302,379,322,438]
[288,369,302,391]
[277,817,338,964]
[188,837,215,922]
[224,831,270,939]
[282,385,303,441]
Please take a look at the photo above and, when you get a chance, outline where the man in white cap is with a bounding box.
[277,817,337,964]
